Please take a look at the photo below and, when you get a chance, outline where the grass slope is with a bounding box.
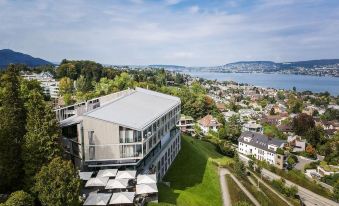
[225,174,253,205]
[152,135,233,206]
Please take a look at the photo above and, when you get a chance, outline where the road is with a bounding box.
[220,168,261,206]
[219,167,231,206]
[239,154,339,206]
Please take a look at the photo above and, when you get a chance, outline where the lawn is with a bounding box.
[151,135,233,206]
[225,174,253,206]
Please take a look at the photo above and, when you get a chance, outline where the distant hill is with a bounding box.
[281,59,339,68]
[208,59,339,72]
[148,64,186,70]
[0,49,53,68]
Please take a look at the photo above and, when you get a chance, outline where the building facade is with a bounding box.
[57,88,181,181]
[197,115,221,134]
[238,131,286,168]
[177,114,194,133]
[22,72,59,99]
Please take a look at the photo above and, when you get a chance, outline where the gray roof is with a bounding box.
[85,88,180,130]
[238,131,286,153]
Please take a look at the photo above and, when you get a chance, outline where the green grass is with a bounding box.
[153,135,233,206]
[225,174,253,206]
[258,176,301,206]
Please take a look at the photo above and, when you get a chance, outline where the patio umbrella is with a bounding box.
[83,192,112,205]
[116,170,136,179]
[109,192,135,205]
[136,183,158,195]
[137,174,156,184]
[79,171,94,181]
[97,169,118,178]
[85,177,109,187]
[105,179,129,190]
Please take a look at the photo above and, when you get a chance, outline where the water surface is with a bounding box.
[184,72,339,96]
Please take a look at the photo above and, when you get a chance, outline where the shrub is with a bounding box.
[2,190,34,206]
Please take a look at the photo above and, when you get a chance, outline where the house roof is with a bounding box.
[84,88,180,130]
[238,131,286,153]
[198,115,220,127]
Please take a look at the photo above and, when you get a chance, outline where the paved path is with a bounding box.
[221,168,261,206]
[239,154,339,206]
[219,167,231,206]
[250,171,294,206]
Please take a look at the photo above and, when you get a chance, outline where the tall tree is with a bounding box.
[22,91,61,189]
[0,65,26,192]
[292,113,315,136]
[59,77,74,95]
[34,157,81,206]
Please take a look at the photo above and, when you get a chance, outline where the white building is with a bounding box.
[22,72,59,99]
[242,121,263,133]
[177,114,194,133]
[197,115,221,134]
[238,131,286,168]
[56,88,181,181]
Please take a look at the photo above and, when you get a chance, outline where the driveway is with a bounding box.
[294,154,324,171]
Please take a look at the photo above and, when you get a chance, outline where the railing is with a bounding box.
[83,143,143,161]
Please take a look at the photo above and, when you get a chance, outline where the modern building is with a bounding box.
[176,114,194,133]
[22,72,59,99]
[238,131,286,168]
[197,114,221,134]
[242,121,263,133]
[56,87,181,181]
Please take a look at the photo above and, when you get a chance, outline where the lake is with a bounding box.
[183,72,339,96]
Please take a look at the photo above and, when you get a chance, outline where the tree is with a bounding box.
[1,190,34,206]
[34,157,81,206]
[224,115,241,143]
[94,77,116,95]
[333,180,339,202]
[22,91,62,189]
[292,113,315,136]
[75,75,91,93]
[0,65,26,192]
[305,126,324,147]
[305,145,316,159]
[113,72,134,90]
[287,94,303,113]
[248,160,254,170]
[59,77,74,95]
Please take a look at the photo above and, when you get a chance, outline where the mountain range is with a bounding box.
[0,49,53,68]
[0,49,338,73]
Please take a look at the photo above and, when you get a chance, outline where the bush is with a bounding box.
[2,191,34,206]
[217,141,235,157]
[271,178,298,197]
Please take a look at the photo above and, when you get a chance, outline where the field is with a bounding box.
[150,135,233,206]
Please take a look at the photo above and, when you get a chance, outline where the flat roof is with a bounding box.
[85,87,180,130]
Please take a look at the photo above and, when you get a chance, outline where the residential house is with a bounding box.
[197,115,221,134]
[238,131,286,169]
[287,136,306,152]
[177,114,194,134]
[242,121,263,133]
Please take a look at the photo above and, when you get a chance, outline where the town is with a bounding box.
[0,60,338,206]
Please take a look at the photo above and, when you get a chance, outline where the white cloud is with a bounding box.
[188,5,199,13]
[165,0,181,5]
[0,0,338,66]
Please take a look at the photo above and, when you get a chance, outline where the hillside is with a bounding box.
[0,49,53,68]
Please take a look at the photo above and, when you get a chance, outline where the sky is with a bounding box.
[0,0,339,66]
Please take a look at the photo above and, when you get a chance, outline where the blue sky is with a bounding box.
[0,0,339,66]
